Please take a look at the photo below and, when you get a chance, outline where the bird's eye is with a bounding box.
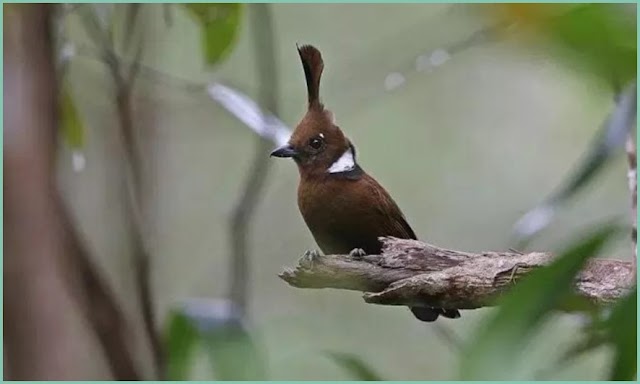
[308,137,323,150]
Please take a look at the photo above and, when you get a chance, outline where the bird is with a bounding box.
[270,44,460,322]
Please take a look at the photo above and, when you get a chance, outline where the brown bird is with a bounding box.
[271,45,460,322]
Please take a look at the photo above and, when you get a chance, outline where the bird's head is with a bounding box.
[271,45,358,178]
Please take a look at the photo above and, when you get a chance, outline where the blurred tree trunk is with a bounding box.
[3,4,139,379]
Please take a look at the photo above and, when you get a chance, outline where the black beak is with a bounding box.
[270,144,298,158]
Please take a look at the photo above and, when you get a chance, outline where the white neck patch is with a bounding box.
[327,147,356,173]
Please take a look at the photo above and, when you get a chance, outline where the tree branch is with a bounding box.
[78,5,163,377]
[112,31,165,384]
[279,237,634,311]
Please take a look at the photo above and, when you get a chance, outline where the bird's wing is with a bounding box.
[364,174,418,240]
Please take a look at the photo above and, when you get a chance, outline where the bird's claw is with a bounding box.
[349,248,367,259]
[302,249,321,263]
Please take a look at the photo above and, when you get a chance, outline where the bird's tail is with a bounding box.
[410,306,461,322]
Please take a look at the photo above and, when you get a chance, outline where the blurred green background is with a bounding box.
[59,4,632,380]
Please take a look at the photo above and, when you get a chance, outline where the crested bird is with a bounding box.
[271,44,460,322]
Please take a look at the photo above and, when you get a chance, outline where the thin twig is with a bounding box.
[122,4,144,86]
[122,3,141,53]
[625,130,637,268]
[114,31,165,384]
[227,3,280,320]
[115,87,164,378]
[77,5,163,377]
[74,43,205,96]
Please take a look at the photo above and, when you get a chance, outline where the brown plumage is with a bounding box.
[271,45,460,322]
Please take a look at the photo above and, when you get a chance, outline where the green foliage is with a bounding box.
[164,311,200,380]
[493,4,636,85]
[325,351,384,381]
[548,287,637,381]
[163,310,266,380]
[60,84,84,149]
[461,224,621,380]
[183,3,242,66]
[544,4,636,86]
[606,287,637,380]
[203,323,266,380]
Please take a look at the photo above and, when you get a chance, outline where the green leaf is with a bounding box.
[184,3,242,66]
[325,351,384,381]
[487,4,635,84]
[164,309,266,380]
[203,323,267,380]
[164,310,200,380]
[461,224,620,380]
[60,84,84,149]
[607,288,637,380]
[539,288,636,380]
[545,4,636,86]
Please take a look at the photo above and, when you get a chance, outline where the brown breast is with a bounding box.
[297,172,416,255]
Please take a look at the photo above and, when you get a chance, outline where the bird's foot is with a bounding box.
[302,249,321,263]
[349,248,367,259]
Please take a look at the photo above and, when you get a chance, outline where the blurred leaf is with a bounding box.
[607,287,637,380]
[461,224,620,380]
[546,4,636,86]
[557,293,600,315]
[512,83,636,246]
[489,4,636,84]
[539,288,636,380]
[325,351,384,381]
[164,310,200,380]
[184,3,242,65]
[60,84,84,149]
[203,323,267,380]
[164,305,267,380]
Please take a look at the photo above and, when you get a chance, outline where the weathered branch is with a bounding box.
[279,237,634,310]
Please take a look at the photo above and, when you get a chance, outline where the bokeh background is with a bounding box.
[6,3,636,380]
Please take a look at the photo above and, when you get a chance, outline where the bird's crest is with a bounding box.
[297,44,324,108]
